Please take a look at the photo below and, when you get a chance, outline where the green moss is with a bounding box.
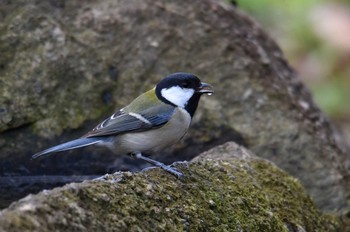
[0,156,341,231]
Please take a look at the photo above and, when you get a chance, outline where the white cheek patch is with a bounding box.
[161,86,195,108]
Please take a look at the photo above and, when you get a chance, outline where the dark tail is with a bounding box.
[32,137,102,159]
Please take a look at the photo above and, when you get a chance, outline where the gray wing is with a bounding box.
[83,104,175,137]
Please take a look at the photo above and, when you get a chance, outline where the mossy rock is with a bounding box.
[0,143,342,231]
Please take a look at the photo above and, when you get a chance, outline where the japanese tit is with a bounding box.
[32,72,213,177]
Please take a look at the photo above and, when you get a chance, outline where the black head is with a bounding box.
[155,72,213,116]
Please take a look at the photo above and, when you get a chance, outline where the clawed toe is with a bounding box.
[170,161,189,168]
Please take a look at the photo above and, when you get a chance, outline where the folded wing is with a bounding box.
[83,104,175,138]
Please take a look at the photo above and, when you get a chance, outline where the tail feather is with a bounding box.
[32,137,102,159]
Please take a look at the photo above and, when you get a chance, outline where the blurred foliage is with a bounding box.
[311,78,349,117]
[237,0,350,120]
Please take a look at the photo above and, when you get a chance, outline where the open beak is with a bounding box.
[196,82,213,94]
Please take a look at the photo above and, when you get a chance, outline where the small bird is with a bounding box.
[32,72,213,177]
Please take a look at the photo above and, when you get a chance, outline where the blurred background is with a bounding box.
[239,0,350,145]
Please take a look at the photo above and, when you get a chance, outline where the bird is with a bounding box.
[32,72,213,177]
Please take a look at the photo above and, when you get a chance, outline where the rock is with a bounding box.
[0,0,348,212]
[0,143,342,231]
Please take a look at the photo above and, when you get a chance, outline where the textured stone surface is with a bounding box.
[0,143,342,232]
[0,0,348,212]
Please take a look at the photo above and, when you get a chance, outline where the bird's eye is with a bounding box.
[181,82,189,88]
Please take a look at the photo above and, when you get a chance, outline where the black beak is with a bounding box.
[196,82,213,94]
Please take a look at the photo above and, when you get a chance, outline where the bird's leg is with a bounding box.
[131,152,183,178]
